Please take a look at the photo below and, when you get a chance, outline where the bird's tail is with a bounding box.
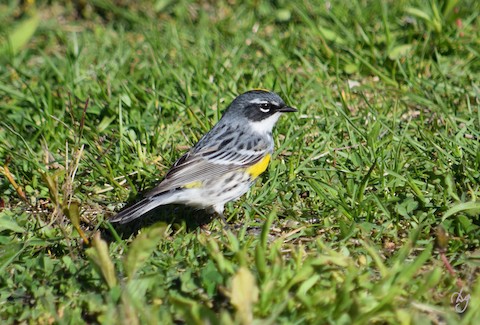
[109,192,174,224]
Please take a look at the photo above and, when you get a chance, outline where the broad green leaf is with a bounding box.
[388,44,414,60]
[0,242,24,272]
[1,13,40,55]
[0,213,25,233]
[85,232,117,288]
[442,202,480,221]
[64,202,89,244]
[124,223,169,279]
[404,7,432,22]
[230,267,258,325]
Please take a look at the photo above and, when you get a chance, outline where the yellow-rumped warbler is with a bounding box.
[110,90,296,224]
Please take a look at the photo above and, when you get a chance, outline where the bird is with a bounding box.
[110,90,297,224]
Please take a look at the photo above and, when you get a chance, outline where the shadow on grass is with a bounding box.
[103,203,216,241]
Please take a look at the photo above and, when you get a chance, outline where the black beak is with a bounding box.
[278,106,297,113]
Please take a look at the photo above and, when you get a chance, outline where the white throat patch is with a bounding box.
[249,112,281,134]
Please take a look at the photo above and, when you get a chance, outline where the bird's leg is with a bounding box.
[218,211,231,231]
[213,204,230,231]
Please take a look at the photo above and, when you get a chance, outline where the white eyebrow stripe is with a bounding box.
[249,98,269,104]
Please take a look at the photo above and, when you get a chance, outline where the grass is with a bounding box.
[0,0,479,323]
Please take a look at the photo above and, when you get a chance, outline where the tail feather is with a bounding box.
[110,192,175,224]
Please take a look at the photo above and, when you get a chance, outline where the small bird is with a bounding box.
[110,90,297,224]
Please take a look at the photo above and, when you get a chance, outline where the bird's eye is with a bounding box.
[259,103,270,113]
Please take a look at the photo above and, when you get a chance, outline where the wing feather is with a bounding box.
[146,121,272,197]
[146,144,269,196]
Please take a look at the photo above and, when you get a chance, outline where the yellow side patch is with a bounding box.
[246,154,271,179]
[184,180,203,189]
[252,88,270,92]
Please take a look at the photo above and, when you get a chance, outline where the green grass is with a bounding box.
[1,0,480,323]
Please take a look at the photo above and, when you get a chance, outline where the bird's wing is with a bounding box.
[146,142,269,196]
